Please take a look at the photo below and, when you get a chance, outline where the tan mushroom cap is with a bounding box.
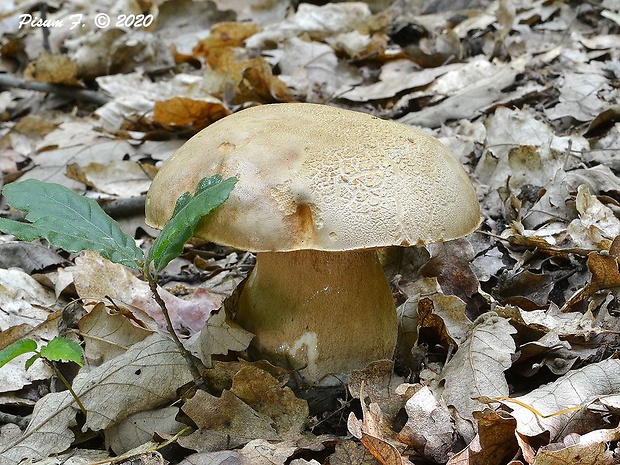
[145,103,480,251]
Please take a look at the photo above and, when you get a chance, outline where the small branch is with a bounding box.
[146,274,207,391]
[49,363,87,417]
[0,74,111,106]
[101,195,146,219]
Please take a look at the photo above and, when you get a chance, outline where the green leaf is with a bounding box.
[0,179,143,268]
[0,339,37,369]
[147,175,237,273]
[39,337,84,366]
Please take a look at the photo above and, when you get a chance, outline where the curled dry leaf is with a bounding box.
[347,395,411,465]
[563,236,620,311]
[566,184,620,250]
[447,409,517,465]
[71,250,217,335]
[439,313,517,442]
[78,302,154,366]
[348,360,405,423]
[396,386,454,463]
[499,359,620,440]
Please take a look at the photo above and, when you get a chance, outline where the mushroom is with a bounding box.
[145,103,480,386]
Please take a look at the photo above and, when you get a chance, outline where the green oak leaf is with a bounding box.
[0,179,143,268]
[39,337,83,366]
[0,339,37,369]
[147,174,237,273]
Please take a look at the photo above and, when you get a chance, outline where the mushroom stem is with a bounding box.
[236,249,397,385]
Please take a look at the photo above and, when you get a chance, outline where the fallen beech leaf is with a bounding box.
[231,365,308,439]
[348,396,411,465]
[153,97,230,130]
[397,386,454,462]
[182,389,279,445]
[349,360,405,422]
[500,359,620,439]
[105,406,184,455]
[566,184,620,250]
[563,236,620,311]
[329,439,380,465]
[65,161,159,197]
[193,21,260,56]
[439,313,517,441]
[194,308,253,366]
[78,302,154,366]
[205,48,293,104]
[24,52,79,85]
[0,334,193,464]
[71,251,217,335]
[447,409,517,465]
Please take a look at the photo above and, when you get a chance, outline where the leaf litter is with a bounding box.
[1,0,620,464]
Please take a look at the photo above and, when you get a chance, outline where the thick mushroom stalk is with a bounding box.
[236,249,397,385]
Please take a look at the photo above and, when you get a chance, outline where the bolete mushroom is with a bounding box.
[145,103,480,386]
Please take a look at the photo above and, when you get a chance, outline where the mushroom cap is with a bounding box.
[145,103,480,251]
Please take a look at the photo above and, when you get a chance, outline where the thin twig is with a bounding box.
[0,74,111,106]
[49,363,87,417]
[146,274,207,391]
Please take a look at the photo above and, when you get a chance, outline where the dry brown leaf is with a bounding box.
[348,399,411,465]
[329,439,381,465]
[231,365,309,439]
[24,52,79,85]
[447,409,518,465]
[348,360,405,423]
[0,334,193,465]
[153,97,230,130]
[563,236,620,311]
[193,308,253,366]
[205,48,293,104]
[70,251,217,335]
[566,185,620,250]
[105,406,184,455]
[78,302,154,366]
[182,389,279,445]
[194,22,260,57]
[500,359,620,440]
[397,386,454,462]
[439,313,516,442]
[65,161,159,197]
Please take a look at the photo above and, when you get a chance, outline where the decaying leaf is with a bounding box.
[231,364,308,439]
[439,313,517,441]
[447,409,518,465]
[70,251,217,335]
[78,302,154,366]
[105,406,184,455]
[193,307,254,366]
[499,359,620,440]
[397,386,454,463]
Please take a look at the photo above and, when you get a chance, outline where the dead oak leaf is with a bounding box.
[153,97,230,130]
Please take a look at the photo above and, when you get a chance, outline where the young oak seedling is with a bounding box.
[0,175,237,392]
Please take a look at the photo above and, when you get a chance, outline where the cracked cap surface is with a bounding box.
[145,103,481,251]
